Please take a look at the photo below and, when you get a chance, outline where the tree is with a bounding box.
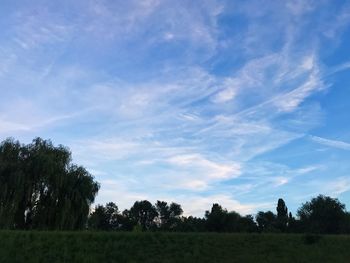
[0,139,24,229]
[276,198,288,232]
[297,195,346,234]
[88,205,109,230]
[155,201,170,228]
[129,200,158,231]
[155,201,183,230]
[225,211,241,232]
[88,202,119,230]
[205,204,229,232]
[287,212,299,233]
[118,209,137,231]
[238,215,258,233]
[105,202,120,230]
[340,212,350,234]
[176,216,206,232]
[256,211,276,232]
[168,203,183,229]
[205,204,251,232]
[0,138,99,230]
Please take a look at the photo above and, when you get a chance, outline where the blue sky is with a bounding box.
[0,0,350,217]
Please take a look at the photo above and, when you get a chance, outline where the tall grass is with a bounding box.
[0,231,349,262]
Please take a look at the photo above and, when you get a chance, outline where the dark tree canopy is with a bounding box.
[88,205,110,231]
[176,216,206,232]
[276,198,288,232]
[87,196,350,234]
[297,195,346,234]
[205,204,229,232]
[205,204,257,233]
[256,211,276,232]
[129,200,158,231]
[88,202,120,231]
[155,201,183,230]
[0,138,99,230]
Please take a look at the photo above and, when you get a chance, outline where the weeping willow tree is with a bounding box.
[0,138,99,230]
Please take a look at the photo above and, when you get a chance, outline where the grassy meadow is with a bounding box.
[0,231,349,263]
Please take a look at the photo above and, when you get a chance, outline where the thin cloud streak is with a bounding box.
[310,136,350,150]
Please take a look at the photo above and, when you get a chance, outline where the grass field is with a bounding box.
[0,231,349,263]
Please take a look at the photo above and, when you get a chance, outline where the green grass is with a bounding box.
[0,231,349,263]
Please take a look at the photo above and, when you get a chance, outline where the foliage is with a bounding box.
[87,196,350,234]
[297,195,346,234]
[88,202,120,231]
[176,216,206,232]
[256,211,277,232]
[340,212,350,234]
[129,200,158,231]
[155,200,183,230]
[276,198,288,232]
[205,203,231,232]
[0,138,99,230]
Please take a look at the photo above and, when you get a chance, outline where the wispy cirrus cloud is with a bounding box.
[1,0,350,216]
[98,178,271,216]
[310,136,350,150]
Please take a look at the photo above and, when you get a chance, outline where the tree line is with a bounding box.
[1,138,349,234]
[88,196,350,234]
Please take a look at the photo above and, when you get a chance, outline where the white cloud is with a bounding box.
[178,194,273,217]
[286,0,315,16]
[273,177,289,187]
[329,61,350,75]
[0,119,31,134]
[325,177,350,196]
[240,162,323,192]
[96,179,149,209]
[273,71,325,112]
[95,180,271,217]
[213,88,236,103]
[73,140,141,163]
[167,154,240,179]
[295,165,322,174]
[322,2,350,38]
[12,8,73,49]
[310,136,350,150]
[163,154,241,190]
[213,80,237,103]
[304,177,350,199]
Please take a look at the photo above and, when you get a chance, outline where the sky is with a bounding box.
[0,0,350,217]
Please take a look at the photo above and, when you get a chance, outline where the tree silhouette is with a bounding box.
[88,205,109,230]
[297,195,346,234]
[205,204,229,232]
[129,200,158,231]
[88,202,119,230]
[340,212,350,234]
[276,198,288,232]
[287,212,299,232]
[0,138,99,230]
[177,216,206,232]
[238,215,258,233]
[205,204,255,232]
[155,201,183,230]
[256,211,276,232]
